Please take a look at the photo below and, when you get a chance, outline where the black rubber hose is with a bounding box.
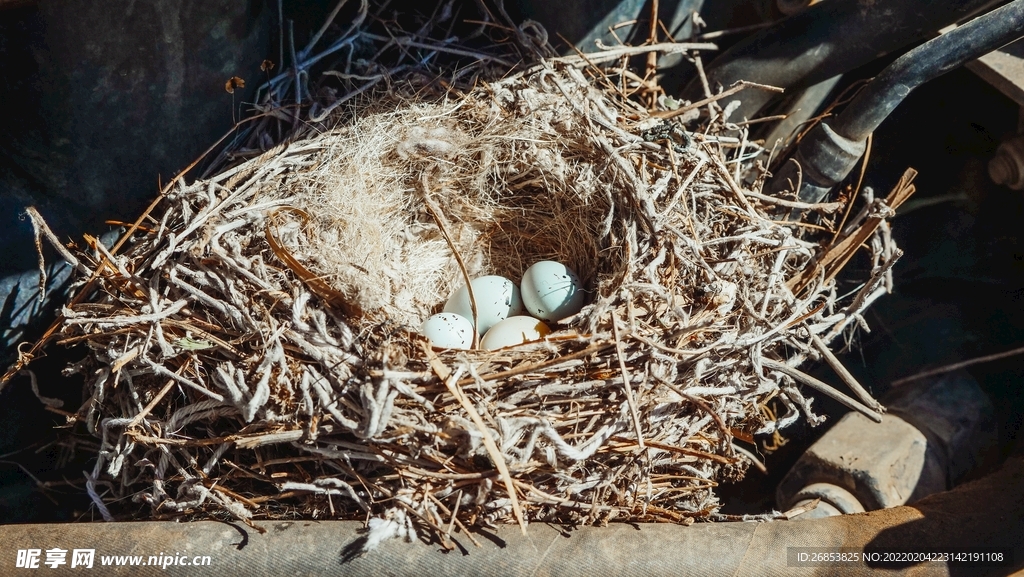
[685,0,999,122]
[832,0,1024,142]
[768,0,1024,203]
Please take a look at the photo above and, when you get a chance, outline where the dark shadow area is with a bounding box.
[863,454,1024,576]
[0,0,333,524]
[0,345,90,524]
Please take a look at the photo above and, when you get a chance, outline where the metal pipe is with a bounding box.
[686,0,998,123]
[2,454,1023,575]
[833,1,1024,142]
[768,0,1024,203]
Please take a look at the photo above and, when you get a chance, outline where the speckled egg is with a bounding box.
[443,275,523,335]
[520,261,585,321]
[479,316,552,350]
[420,312,474,349]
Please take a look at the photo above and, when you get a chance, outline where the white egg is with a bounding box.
[520,261,585,321]
[443,275,523,335]
[479,316,552,350]
[420,313,474,349]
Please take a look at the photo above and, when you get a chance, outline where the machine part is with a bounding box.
[771,122,866,203]
[769,0,1024,202]
[515,0,701,55]
[988,134,1024,190]
[1,454,1023,575]
[966,38,1024,107]
[788,482,865,521]
[777,412,944,513]
[762,74,842,153]
[777,371,996,515]
[685,0,998,123]
[831,0,1024,144]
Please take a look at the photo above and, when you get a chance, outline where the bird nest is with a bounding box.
[12,1,909,547]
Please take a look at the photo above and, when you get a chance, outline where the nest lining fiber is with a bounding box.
[17,3,905,546]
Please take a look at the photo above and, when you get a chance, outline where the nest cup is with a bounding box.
[280,98,616,331]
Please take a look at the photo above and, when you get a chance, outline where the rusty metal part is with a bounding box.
[778,371,996,515]
[789,482,865,520]
[989,134,1024,190]
[778,412,946,512]
[768,0,1024,203]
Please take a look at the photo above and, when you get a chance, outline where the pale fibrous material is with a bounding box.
[21,2,905,544]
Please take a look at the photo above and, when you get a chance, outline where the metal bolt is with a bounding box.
[989,135,1024,190]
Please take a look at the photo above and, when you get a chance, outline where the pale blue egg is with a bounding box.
[520,261,584,321]
[420,312,474,349]
[443,275,523,335]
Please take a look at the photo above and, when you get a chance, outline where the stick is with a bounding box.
[645,0,660,108]
[790,168,916,295]
[611,314,645,450]
[703,143,759,217]
[652,81,784,120]
[420,176,480,349]
[762,359,882,423]
[422,343,527,535]
[730,443,767,474]
[127,378,178,430]
[891,344,1024,387]
[811,334,884,412]
[830,133,872,245]
[457,341,614,385]
[395,500,454,551]
[652,375,733,454]
[743,189,843,212]
[551,42,718,66]
[427,492,481,549]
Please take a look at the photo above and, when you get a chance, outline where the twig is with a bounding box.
[427,492,481,548]
[127,377,179,429]
[811,334,884,412]
[611,315,645,450]
[763,359,882,423]
[26,207,94,277]
[831,133,873,245]
[653,81,784,120]
[550,42,718,66]
[456,341,614,385]
[696,21,774,41]
[744,189,843,212]
[420,175,479,349]
[891,344,1024,387]
[703,143,759,217]
[790,168,917,295]
[424,344,527,535]
[730,443,767,474]
[304,0,351,58]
